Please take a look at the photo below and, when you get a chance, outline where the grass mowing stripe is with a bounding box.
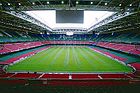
[82,47,111,68]
[73,47,95,71]
[77,47,97,69]
[52,47,68,71]
[38,47,62,65]
[79,47,132,72]
[74,47,95,71]
[20,47,57,63]
[72,47,81,69]
[79,47,107,71]
[65,47,80,71]
[67,47,75,71]
[73,47,81,66]
[49,47,65,65]
[85,47,120,65]
[24,47,60,64]
[64,46,69,66]
[84,47,123,71]
[39,47,61,60]
[46,47,66,71]
[86,47,121,64]
[85,47,133,72]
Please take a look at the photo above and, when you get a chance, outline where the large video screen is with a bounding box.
[56,10,84,23]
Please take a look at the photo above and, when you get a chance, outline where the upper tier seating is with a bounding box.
[0,33,93,42]
[38,34,94,41]
[49,41,92,45]
[93,31,140,44]
[0,30,44,43]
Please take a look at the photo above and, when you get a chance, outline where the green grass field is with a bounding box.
[7,46,133,73]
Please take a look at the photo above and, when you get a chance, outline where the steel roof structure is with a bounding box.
[0,0,140,34]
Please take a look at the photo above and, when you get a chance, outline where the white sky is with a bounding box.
[26,10,114,29]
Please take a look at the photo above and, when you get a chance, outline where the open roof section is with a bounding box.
[26,10,114,29]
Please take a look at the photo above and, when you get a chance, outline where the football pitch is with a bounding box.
[7,46,133,73]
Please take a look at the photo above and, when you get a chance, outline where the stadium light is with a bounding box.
[61,1,64,4]
[8,3,10,5]
[18,3,21,5]
[40,32,43,34]
[105,3,107,6]
[32,2,35,5]
[47,32,50,35]
[47,1,49,4]
[76,1,79,4]
[66,32,74,36]
[119,4,122,6]
[90,2,93,5]
[96,33,100,35]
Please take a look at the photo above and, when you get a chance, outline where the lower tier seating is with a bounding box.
[0,73,14,78]
[100,74,129,79]
[91,48,127,62]
[94,42,140,55]
[0,73,135,80]
[72,74,99,79]
[11,73,41,79]
[0,46,50,65]
[0,41,48,54]
[129,63,140,70]
[40,74,69,79]
[129,63,140,76]
[0,41,93,54]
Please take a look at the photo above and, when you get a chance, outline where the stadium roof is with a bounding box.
[0,0,139,11]
[0,0,139,34]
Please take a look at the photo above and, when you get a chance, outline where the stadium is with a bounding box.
[0,0,140,93]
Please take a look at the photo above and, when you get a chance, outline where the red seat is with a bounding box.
[1,46,50,65]
[11,73,41,79]
[100,74,129,79]
[0,73,14,78]
[0,41,45,54]
[96,42,140,56]
[72,74,99,79]
[40,74,69,79]
[130,63,140,70]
